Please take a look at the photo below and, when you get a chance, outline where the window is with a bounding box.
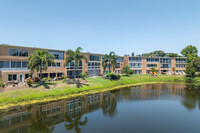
[160,58,171,63]
[67,61,82,69]
[90,55,100,61]
[8,74,17,81]
[49,51,64,60]
[88,62,100,69]
[9,49,28,57]
[48,62,61,67]
[22,62,28,68]
[176,58,186,63]
[146,58,159,62]
[176,64,186,68]
[147,64,157,67]
[56,62,61,67]
[11,61,21,68]
[129,63,142,68]
[117,57,123,62]
[115,63,120,68]
[0,61,9,68]
[161,64,171,68]
[133,70,142,74]
[25,74,30,79]
[129,57,142,62]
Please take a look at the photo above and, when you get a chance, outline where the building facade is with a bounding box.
[0,44,187,83]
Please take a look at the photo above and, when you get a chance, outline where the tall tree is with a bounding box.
[153,50,166,57]
[27,50,55,85]
[64,47,88,83]
[181,45,198,57]
[166,53,180,57]
[102,52,117,79]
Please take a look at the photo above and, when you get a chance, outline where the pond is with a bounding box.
[1,83,200,133]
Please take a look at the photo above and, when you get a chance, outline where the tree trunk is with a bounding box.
[73,65,76,84]
[40,66,42,85]
[108,62,111,79]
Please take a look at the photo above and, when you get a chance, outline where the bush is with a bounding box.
[0,79,6,88]
[33,77,40,82]
[61,75,66,79]
[42,78,47,82]
[80,72,88,80]
[122,66,132,76]
[99,72,103,76]
[84,71,88,75]
[26,77,33,87]
[106,73,121,80]
[62,78,67,83]
[129,71,133,75]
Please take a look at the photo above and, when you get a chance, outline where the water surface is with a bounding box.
[1,83,200,133]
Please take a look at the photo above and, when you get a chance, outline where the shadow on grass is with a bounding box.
[76,80,90,88]
[33,82,57,89]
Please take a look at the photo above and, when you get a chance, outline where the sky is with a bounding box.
[0,0,200,56]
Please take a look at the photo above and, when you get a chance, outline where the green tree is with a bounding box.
[64,47,88,83]
[153,50,166,57]
[166,53,180,57]
[27,50,55,85]
[185,57,200,77]
[150,67,157,75]
[122,65,132,76]
[181,45,198,57]
[102,52,117,79]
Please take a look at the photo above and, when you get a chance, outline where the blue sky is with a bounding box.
[0,0,200,56]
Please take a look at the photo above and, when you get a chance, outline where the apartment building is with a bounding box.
[0,44,187,83]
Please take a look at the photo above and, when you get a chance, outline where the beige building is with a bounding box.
[0,44,186,83]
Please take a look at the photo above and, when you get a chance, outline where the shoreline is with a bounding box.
[0,81,184,110]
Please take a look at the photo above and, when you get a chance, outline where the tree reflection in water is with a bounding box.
[29,107,55,133]
[181,85,200,110]
[64,99,88,133]
[102,92,117,118]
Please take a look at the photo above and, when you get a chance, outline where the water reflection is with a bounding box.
[181,85,200,110]
[1,83,200,133]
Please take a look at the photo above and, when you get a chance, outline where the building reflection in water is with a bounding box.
[1,83,200,133]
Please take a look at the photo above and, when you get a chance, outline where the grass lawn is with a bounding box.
[0,74,200,109]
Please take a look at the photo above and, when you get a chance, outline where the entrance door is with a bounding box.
[19,74,23,82]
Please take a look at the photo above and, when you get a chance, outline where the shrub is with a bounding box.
[122,66,132,76]
[42,78,47,82]
[99,72,103,76]
[129,71,133,75]
[106,73,121,80]
[84,71,88,75]
[61,75,66,79]
[62,78,67,83]
[80,72,88,80]
[47,77,52,82]
[26,77,33,87]
[33,77,40,82]
[0,79,6,88]
[150,67,157,75]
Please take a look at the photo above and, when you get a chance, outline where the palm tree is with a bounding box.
[29,107,55,133]
[65,113,88,133]
[102,52,117,79]
[64,47,88,83]
[27,50,55,85]
[102,61,107,76]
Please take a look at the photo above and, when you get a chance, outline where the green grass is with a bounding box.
[0,74,199,108]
